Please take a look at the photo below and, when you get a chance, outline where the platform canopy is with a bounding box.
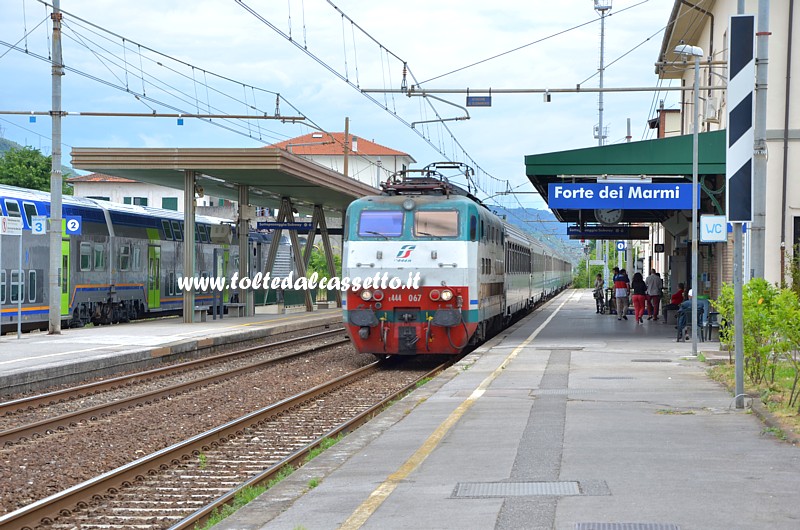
[524,130,726,225]
[71,147,378,213]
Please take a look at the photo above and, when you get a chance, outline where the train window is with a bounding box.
[119,244,132,271]
[358,210,403,237]
[80,243,92,271]
[167,271,175,296]
[414,211,458,238]
[480,220,485,240]
[162,220,174,240]
[94,244,105,271]
[4,199,21,218]
[197,225,208,243]
[0,270,5,303]
[23,202,37,227]
[171,221,183,241]
[62,256,69,294]
[28,270,36,302]
[10,270,24,303]
[469,215,477,241]
[133,247,142,271]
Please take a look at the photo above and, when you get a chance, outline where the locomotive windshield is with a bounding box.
[413,210,458,238]
[358,210,403,237]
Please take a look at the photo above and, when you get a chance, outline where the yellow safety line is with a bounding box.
[339,292,574,529]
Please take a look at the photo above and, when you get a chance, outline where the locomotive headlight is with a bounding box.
[429,289,441,301]
[373,289,385,301]
[360,290,373,301]
[440,289,454,301]
[402,198,416,211]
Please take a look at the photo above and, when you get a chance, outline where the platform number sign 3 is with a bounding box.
[31,215,47,235]
[65,215,82,235]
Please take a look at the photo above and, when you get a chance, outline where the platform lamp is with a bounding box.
[674,43,703,355]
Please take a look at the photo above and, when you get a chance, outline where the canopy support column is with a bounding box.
[263,198,313,312]
[182,170,196,323]
[238,185,253,316]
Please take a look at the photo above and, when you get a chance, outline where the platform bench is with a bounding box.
[225,303,246,318]
[193,305,210,322]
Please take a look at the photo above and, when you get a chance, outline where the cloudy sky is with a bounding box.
[0,0,678,210]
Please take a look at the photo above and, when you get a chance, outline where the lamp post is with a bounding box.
[674,44,703,356]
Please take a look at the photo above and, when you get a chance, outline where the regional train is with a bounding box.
[342,163,573,356]
[0,184,292,334]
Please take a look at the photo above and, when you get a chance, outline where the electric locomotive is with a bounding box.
[342,163,572,356]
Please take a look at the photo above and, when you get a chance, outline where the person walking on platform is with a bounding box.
[645,269,663,321]
[593,273,605,314]
[631,272,648,324]
[613,268,630,320]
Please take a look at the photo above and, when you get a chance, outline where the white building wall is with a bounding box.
[674,0,800,284]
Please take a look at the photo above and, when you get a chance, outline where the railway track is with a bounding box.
[0,359,448,529]
[0,329,347,447]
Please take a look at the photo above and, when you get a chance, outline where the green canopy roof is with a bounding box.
[524,130,726,224]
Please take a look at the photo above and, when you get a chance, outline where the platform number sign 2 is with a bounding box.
[65,215,82,235]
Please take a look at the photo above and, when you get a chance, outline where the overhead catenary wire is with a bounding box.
[418,0,653,86]
[5,1,405,185]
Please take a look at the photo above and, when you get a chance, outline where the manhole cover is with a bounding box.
[531,388,598,395]
[575,523,681,530]
[453,481,581,498]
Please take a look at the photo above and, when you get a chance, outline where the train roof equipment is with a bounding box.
[381,162,484,204]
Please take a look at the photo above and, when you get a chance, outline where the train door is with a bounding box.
[61,238,70,316]
[148,245,161,309]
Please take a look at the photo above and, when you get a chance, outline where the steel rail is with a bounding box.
[0,333,349,446]
[0,361,386,529]
[0,328,344,415]
[172,361,450,529]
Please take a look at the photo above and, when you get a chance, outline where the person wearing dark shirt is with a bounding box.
[630,272,648,324]
[613,268,630,320]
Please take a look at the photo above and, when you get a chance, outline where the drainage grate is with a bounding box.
[631,359,672,363]
[531,388,598,395]
[575,523,681,530]
[453,481,581,498]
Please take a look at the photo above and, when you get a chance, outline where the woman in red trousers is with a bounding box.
[630,272,648,324]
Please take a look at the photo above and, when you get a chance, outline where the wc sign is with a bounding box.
[700,215,728,243]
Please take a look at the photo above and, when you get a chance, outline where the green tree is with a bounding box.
[714,278,781,385]
[0,146,72,194]
[306,247,342,278]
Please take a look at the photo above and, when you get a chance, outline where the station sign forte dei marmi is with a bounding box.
[548,182,697,210]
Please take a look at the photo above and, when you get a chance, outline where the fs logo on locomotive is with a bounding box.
[395,244,416,262]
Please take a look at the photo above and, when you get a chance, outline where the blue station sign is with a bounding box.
[466,96,492,107]
[567,225,650,240]
[257,222,314,231]
[548,183,697,210]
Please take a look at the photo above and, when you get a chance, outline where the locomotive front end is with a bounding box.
[343,195,478,356]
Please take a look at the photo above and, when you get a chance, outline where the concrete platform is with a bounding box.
[216,289,800,530]
[0,306,342,395]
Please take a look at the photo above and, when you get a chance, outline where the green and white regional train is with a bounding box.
[342,165,573,356]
